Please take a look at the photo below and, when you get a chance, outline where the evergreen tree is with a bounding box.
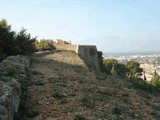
[111,64,117,76]
[103,59,118,74]
[126,61,143,78]
[0,19,15,56]
[0,19,36,61]
[115,63,128,77]
[14,28,36,55]
[150,74,160,87]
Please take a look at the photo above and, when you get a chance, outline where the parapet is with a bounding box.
[53,40,102,71]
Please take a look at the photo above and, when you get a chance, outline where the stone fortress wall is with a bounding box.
[53,43,77,52]
[53,39,101,71]
[76,45,100,70]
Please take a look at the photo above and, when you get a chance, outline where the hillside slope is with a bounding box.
[28,50,160,120]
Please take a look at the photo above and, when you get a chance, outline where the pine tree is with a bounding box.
[111,64,117,76]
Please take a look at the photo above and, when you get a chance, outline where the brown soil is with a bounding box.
[28,50,160,120]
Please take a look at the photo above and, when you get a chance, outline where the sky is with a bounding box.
[0,0,160,53]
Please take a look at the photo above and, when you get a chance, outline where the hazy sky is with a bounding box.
[1,0,160,53]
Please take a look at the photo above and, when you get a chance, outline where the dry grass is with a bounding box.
[28,51,160,120]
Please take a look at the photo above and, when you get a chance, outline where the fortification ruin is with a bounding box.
[53,39,102,71]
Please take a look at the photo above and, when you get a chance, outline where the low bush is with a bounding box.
[52,90,65,99]
[35,39,56,51]
[5,67,18,77]
[74,115,86,120]
[112,105,122,115]
[14,65,36,120]
[80,95,96,108]
[33,80,45,86]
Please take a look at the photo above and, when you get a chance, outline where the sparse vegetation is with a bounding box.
[103,59,128,77]
[112,104,122,115]
[150,74,160,87]
[47,77,56,83]
[1,18,160,120]
[73,66,83,73]
[150,103,160,119]
[32,70,41,75]
[33,79,45,85]
[35,39,56,51]
[14,65,37,120]
[102,109,110,120]
[5,67,18,77]
[74,115,86,120]
[80,95,96,108]
[52,89,65,99]
[126,60,143,78]
[21,50,160,120]
[103,59,160,93]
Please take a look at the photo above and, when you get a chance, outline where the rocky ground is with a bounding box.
[27,50,160,120]
[0,55,30,120]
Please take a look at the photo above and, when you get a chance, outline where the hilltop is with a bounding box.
[1,19,160,120]
[25,50,160,120]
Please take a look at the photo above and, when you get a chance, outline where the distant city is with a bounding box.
[103,52,160,57]
[104,52,160,81]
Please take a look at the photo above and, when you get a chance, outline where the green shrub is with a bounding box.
[52,90,65,99]
[32,70,41,75]
[100,108,110,120]
[150,74,160,87]
[73,66,83,73]
[97,94,108,101]
[14,65,35,120]
[112,105,122,115]
[47,77,56,83]
[80,95,96,108]
[33,80,45,85]
[27,109,39,118]
[74,115,86,120]
[35,39,56,51]
[6,67,18,77]
[129,78,147,90]
[121,93,130,103]
[150,103,160,119]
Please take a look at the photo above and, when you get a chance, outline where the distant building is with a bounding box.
[140,63,160,81]
[144,73,153,81]
[118,59,129,64]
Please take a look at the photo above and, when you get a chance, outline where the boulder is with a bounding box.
[0,78,21,120]
[0,55,30,74]
[0,55,30,120]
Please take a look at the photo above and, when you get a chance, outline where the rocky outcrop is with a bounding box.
[0,78,21,120]
[0,55,30,120]
[0,55,30,74]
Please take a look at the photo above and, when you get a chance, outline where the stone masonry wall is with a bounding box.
[53,41,101,71]
[76,45,100,71]
[53,43,77,52]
